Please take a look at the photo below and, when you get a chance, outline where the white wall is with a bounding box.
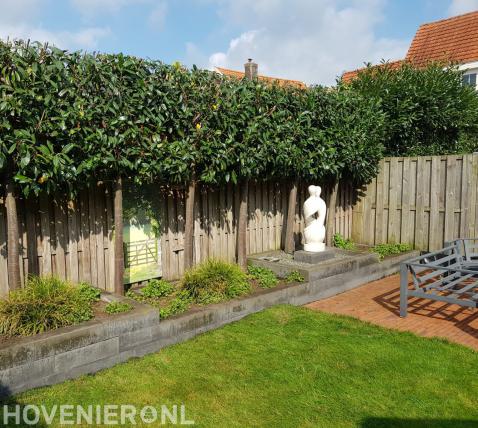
[459,61,478,90]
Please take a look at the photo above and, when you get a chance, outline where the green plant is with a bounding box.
[105,301,133,314]
[159,292,192,319]
[285,271,305,283]
[333,233,356,251]
[141,279,174,298]
[0,276,94,336]
[182,259,251,304]
[346,62,478,156]
[372,243,412,260]
[248,265,279,289]
[77,282,101,303]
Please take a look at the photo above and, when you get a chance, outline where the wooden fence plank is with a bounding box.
[444,156,457,243]
[79,189,91,283]
[25,198,39,278]
[400,158,410,245]
[39,193,52,276]
[429,156,441,251]
[67,199,79,283]
[0,202,9,293]
[104,185,115,292]
[388,158,399,243]
[53,197,67,280]
[375,160,386,244]
[87,188,98,286]
[470,154,478,237]
[94,186,106,289]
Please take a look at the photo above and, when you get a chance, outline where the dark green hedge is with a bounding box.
[343,61,478,156]
[2,41,476,197]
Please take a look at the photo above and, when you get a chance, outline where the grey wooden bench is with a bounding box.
[400,238,478,317]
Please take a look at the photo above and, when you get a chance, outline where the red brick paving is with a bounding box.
[306,274,478,351]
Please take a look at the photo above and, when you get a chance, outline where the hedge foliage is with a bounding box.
[0,40,386,196]
[1,41,477,197]
[344,62,478,156]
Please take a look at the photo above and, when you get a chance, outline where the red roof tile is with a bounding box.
[406,10,478,66]
[341,60,405,83]
[341,10,478,82]
[215,67,306,89]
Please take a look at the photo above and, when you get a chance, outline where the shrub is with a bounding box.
[105,301,133,314]
[182,259,251,304]
[346,62,478,156]
[285,271,305,283]
[77,282,101,303]
[372,243,412,260]
[0,276,94,336]
[333,233,356,251]
[248,265,279,289]
[141,279,174,298]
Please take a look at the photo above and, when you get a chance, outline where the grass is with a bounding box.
[5,306,478,427]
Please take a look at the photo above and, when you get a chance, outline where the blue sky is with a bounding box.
[1,0,477,85]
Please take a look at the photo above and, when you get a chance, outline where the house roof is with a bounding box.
[341,59,405,83]
[406,10,478,66]
[215,66,307,89]
[341,10,478,82]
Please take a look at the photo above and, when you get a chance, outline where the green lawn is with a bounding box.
[4,306,478,427]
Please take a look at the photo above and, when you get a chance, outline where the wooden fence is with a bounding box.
[5,152,476,294]
[0,181,353,293]
[158,181,353,280]
[352,154,478,251]
[0,183,115,295]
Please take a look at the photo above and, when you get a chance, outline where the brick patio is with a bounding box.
[306,274,478,351]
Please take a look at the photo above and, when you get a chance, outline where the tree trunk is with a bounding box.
[5,179,21,290]
[184,176,196,271]
[326,180,339,247]
[284,179,298,254]
[237,179,249,270]
[113,176,124,295]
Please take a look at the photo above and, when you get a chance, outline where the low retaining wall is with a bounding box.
[0,251,417,397]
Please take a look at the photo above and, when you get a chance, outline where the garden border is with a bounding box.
[0,250,418,397]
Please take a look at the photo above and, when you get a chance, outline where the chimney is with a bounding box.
[244,58,258,79]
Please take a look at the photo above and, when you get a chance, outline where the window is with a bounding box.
[462,73,477,87]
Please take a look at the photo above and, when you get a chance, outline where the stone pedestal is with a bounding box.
[294,249,335,264]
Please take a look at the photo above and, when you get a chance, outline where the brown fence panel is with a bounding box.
[0,183,114,294]
[0,180,353,291]
[352,154,478,251]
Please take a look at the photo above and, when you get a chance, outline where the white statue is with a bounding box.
[303,185,326,252]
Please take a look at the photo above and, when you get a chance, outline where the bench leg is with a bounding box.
[400,263,408,318]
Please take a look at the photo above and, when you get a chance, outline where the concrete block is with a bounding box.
[294,249,335,264]
[119,326,153,351]
[55,337,119,372]
[0,356,55,394]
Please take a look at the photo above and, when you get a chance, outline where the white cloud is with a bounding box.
[148,1,168,30]
[448,0,478,16]
[197,0,409,86]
